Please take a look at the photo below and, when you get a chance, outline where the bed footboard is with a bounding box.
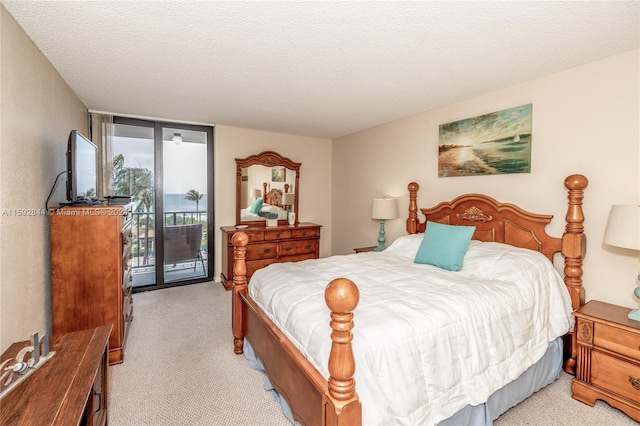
[232,232,362,426]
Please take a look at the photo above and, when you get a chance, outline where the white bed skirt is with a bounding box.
[243,337,564,426]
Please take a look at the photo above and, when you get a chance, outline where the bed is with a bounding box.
[230,174,588,425]
[240,185,289,221]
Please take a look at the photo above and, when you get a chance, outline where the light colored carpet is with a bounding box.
[109,282,637,425]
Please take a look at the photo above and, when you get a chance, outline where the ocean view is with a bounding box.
[163,193,208,212]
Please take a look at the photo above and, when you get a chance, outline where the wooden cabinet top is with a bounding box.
[574,300,640,333]
[221,222,321,232]
[0,326,111,425]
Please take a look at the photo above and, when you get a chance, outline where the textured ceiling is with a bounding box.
[4,1,639,139]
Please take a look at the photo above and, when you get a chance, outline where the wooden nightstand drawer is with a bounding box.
[572,300,640,422]
[594,322,640,360]
[246,242,278,260]
[591,350,640,403]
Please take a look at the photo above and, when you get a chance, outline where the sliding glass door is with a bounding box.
[109,117,214,290]
[161,127,210,284]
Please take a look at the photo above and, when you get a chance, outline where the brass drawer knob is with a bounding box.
[264,248,271,253]
[630,376,640,391]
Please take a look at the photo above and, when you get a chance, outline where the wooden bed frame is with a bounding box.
[231,174,588,425]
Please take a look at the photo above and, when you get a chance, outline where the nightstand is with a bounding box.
[354,246,377,253]
[571,300,640,421]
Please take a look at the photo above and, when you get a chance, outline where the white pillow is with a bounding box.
[385,234,480,259]
[383,234,424,258]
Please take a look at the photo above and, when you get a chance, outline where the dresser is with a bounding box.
[220,222,321,290]
[50,204,134,365]
[572,300,640,421]
[0,326,111,426]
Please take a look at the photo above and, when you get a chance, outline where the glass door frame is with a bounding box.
[113,116,215,291]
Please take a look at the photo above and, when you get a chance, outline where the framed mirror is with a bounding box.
[236,151,300,226]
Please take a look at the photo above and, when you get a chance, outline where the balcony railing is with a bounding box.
[131,211,208,270]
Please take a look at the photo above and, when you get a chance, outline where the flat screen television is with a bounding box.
[66,130,98,204]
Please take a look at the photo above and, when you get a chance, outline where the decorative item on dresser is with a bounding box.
[0,326,111,425]
[50,203,134,365]
[603,204,640,320]
[220,223,321,291]
[572,301,640,421]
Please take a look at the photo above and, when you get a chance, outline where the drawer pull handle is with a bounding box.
[248,235,253,240]
[630,376,640,391]
[276,232,281,237]
[305,244,311,249]
[264,248,271,253]
[285,246,292,251]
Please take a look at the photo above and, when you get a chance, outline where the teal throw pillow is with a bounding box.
[249,198,263,214]
[414,221,476,271]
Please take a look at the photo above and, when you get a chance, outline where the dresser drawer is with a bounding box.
[280,253,317,264]
[265,229,291,240]
[123,268,133,291]
[246,242,277,260]
[594,323,640,361]
[280,239,317,256]
[123,285,132,314]
[591,350,640,403]
[244,231,264,243]
[292,228,319,239]
[247,258,278,277]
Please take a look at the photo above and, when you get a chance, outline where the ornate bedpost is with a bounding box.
[562,174,588,374]
[406,182,420,234]
[324,278,362,425]
[232,232,248,355]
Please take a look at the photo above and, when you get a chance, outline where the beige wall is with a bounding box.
[1,7,88,352]
[333,49,639,309]
[214,125,332,281]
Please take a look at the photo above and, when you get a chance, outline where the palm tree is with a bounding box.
[185,189,204,212]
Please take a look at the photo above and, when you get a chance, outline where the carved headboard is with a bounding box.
[407,189,562,261]
[263,187,283,207]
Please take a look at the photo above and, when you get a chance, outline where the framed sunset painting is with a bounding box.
[438,104,532,177]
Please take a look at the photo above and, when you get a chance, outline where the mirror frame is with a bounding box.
[236,151,301,227]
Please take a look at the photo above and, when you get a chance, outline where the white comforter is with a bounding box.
[248,240,573,425]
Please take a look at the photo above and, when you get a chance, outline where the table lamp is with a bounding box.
[282,193,295,211]
[372,197,398,251]
[282,193,296,225]
[251,188,262,200]
[603,204,640,321]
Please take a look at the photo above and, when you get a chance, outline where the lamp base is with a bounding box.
[374,219,387,252]
[629,308,640,322]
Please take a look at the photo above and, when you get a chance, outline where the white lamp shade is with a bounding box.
[372,198,398,220]
[282,193,295,206]
[251,189,262,198]
[604,205,640,250]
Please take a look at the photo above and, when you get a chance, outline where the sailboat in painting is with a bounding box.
[514,132,520,142]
